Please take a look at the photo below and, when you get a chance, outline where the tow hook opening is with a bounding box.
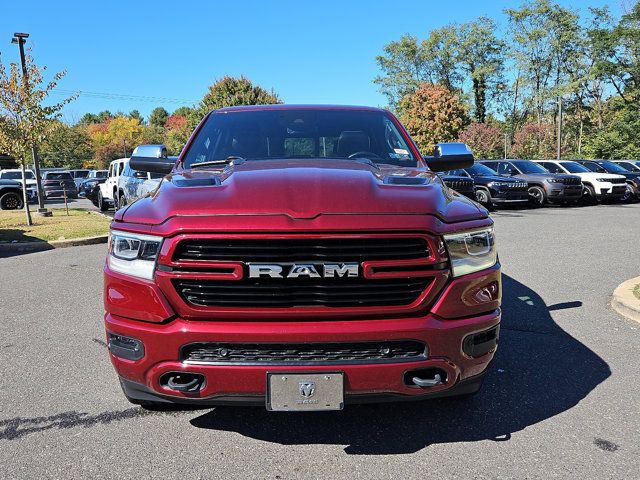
[159,372,205,393]
[404,368,447,388]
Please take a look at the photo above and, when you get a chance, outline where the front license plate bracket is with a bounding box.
[266,372,344,411]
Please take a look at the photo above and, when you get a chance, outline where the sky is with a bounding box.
[0,0,626,123]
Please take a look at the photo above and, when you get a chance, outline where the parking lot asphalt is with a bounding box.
[0,203,638,479]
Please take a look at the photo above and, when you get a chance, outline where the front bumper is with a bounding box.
[105,308,500,405]
[546,184,583,201]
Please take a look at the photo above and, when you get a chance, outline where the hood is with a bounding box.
[572,172,625,181]
[119,159,486,225]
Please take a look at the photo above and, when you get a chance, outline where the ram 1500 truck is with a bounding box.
[104,105,501,411]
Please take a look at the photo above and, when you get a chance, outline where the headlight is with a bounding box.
[108,230,163,280]
[443,227,497,277]
[488,181,508,187]
[596,178,610,182]
[546,178,564,183]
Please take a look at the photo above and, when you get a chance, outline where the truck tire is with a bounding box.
[119,193,127,209]
[528,185,546,207]
[98,190,109,211]
[0,191,24,210]
[622,183,638,203]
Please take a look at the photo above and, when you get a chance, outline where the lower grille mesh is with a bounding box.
[181,341,427,364]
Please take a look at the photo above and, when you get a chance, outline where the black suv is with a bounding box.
[438,173,475,200]
[481,160,583,206]
[446,163,529,208]
[0,179,26,210]
[41,171,78,199]
[577,160,640,202]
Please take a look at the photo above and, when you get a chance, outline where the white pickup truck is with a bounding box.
[98,158,129,211]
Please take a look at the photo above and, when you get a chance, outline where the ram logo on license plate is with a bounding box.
[267,373,344,411]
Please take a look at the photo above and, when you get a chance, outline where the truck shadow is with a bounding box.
[190,274,610,454]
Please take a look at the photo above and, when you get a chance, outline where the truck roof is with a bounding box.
[213,104,387,114]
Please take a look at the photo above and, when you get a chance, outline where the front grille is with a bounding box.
[444,179,474,192]
[561,177,582,185]
[181,340,427,365]
[173,277,431,307]
[610,178,626,184]
[174,237,429,263]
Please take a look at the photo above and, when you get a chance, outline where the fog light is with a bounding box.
[462,325,500,358]
[108,333,145,361]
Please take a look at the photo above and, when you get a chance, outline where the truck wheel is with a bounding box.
[0,191,24,210]
[474,188,492,207]
[98,191,109,211]
[528,186,546,207]
[119,193,127,209]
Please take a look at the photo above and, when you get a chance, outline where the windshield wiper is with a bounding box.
[189,156,245,168]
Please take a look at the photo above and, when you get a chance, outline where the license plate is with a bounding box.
[266,372,344,411]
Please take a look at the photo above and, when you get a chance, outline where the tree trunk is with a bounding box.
[20,162,33,226]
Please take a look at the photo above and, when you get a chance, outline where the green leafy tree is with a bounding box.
[0,49,76,224]
[39,121,93,168]
[398,83,469,153]
[195,76,281,123]
[148,107,169,127]
[457,17,506,123]
[511,122,557,159]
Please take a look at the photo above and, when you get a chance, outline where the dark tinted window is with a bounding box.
[1,171,34,180]
[182,109,417,168]
[539,162,560,173]
[511,160,548,174]
[560,162,589,173]
[72,170,89,178]
[94,170,108,178]
[466,164,498,176]
[45,172,73,180]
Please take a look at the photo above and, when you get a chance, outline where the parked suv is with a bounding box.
[576,160,640,202]
[116,159,165,207]
[104,105,501,410]
[447,163,529,208]
[0,179,26,210]
[536,160,627,203]
[68,169,91,187]
[98,158,128,211]
[611,160,640,172]
[41,171,78,199]
[438,173,476,200]
[0,168,37,189]
[481,160,582,206]
[78,170,108,198]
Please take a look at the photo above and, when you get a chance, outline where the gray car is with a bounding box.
[481,160,583,206]
[115,162,164,208]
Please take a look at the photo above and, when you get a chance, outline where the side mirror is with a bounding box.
[424,143,474,172]
[129,144,174,174]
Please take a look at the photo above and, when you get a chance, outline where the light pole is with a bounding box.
[11,32,49,216]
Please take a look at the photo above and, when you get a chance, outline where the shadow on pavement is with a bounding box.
[190,274,611,454]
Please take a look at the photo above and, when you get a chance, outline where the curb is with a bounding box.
[611,276,640,323]
[0,234,108,254]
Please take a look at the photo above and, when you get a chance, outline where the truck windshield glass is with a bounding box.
[599,161,630,174]
[182,109,417,168]
[561,162,590,173]
[466,164,498,176]
[511,161,548,174]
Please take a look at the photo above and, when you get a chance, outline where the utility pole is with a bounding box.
[504,134,508,160]
[12,32,50,217]
[556,96,563,161]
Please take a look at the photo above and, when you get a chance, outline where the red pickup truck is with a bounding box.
[104,105,501,411]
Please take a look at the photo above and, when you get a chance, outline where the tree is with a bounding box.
[0,49,76,224]
[149,107,169,127]
[458,123,504,159]
[39,121,93,168]
[128,110,144,124]
[511,122,556,159]
[398,83,469,153]
[164,114,191,155]
[457,18,506,123]
[196,76,281,121]
[86,115,145,161]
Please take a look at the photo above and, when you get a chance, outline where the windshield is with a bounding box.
[560,162,590,173]
[511,160,548,174]
[0,171,34,180]
[73,170,89,178]
[599,161,630,174]
[466,163,498,176]
[94,170,108,178]
[182,109,417,168]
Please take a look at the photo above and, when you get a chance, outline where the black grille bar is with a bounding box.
[173,278,430,308]
[181,340,427,365]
